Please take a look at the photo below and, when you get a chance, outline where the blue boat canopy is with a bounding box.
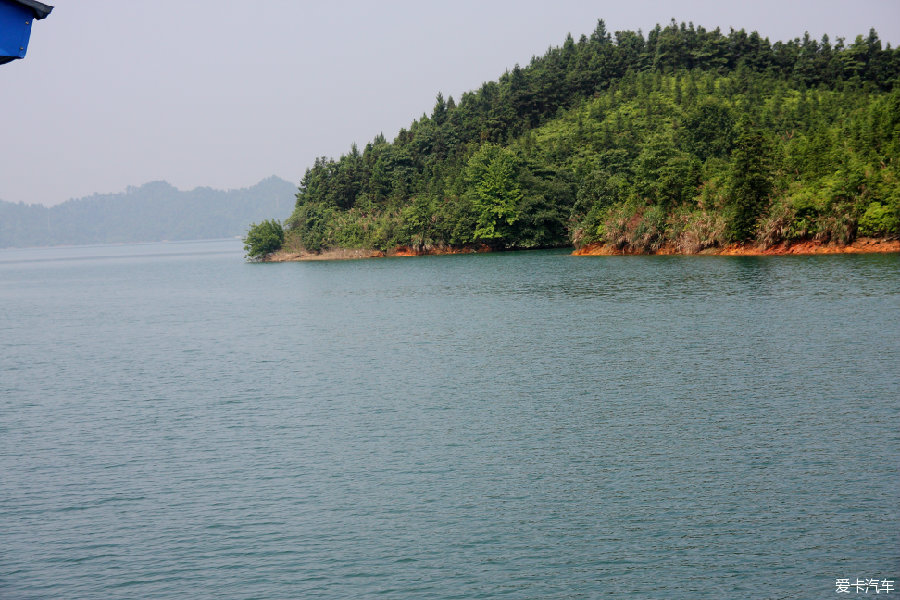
[13,0,52,19]
[0,0,53,65]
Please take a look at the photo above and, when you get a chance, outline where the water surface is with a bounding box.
[2,240,898,598]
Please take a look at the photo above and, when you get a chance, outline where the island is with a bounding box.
[245,20,900,261]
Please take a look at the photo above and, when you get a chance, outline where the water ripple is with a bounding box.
[1,241,898,599]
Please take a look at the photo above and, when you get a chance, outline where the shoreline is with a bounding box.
[265,244,496,262]
[265,238,900,262]
[573,238,900,256]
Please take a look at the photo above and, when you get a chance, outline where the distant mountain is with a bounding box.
[0,176,297,248]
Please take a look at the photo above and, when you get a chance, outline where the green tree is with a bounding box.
[287,203,335,252]
[465,144,523,243]
[243,219,284,260]
[727,122,773,240]
[400,195,436,250]
[682,98,736,160]
[633,135,700,206]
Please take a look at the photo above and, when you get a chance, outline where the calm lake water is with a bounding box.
[1,239,898,599]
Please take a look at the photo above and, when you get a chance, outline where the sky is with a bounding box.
[2,0,899,207]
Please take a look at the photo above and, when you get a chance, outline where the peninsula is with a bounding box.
[245,20,900,261]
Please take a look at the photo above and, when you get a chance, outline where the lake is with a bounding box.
[1,239,898,599]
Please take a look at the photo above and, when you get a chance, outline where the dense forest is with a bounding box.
[1,176,295,248]
[249,20,900,258]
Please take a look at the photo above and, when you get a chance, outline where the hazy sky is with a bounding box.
[3,0,899,207]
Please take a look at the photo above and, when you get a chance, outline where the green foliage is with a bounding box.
[629,204,669,252]
[726,123,773,241]
[267,20,900,254]
[632,135,701,206]
[400,195,437,249]
[513,166,574,247]
[465,144,523,242]
[673,208,729,253]
[243,219,284,260]
[859,201,900,236]
[603,201,669,252]
[575,170,624,213]
[682,98,735,160]
[286,203,334,252]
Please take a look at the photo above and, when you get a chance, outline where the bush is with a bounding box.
[243,219,284,260]
[287,203,334,252]
[858,201,900,236]
[603,202,668,252]
[628,205,668,252]
[674,209,728,253]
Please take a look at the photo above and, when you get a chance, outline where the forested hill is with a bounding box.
[0,176,296,248]
[256,19,900,258]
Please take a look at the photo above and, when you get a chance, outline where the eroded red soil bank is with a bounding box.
[572,238,900,256]
[266,238,898,261]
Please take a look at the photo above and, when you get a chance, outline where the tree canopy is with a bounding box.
[244,219,284,260]
[265,20,900,256]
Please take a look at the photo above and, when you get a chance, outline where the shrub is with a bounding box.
[243,219,284,261]
[604,203,669,252]
[287,203,334,252]
[628,205,668,252]
[675,209,728,253]
[814,213,857,245]
[858,201,900,236]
